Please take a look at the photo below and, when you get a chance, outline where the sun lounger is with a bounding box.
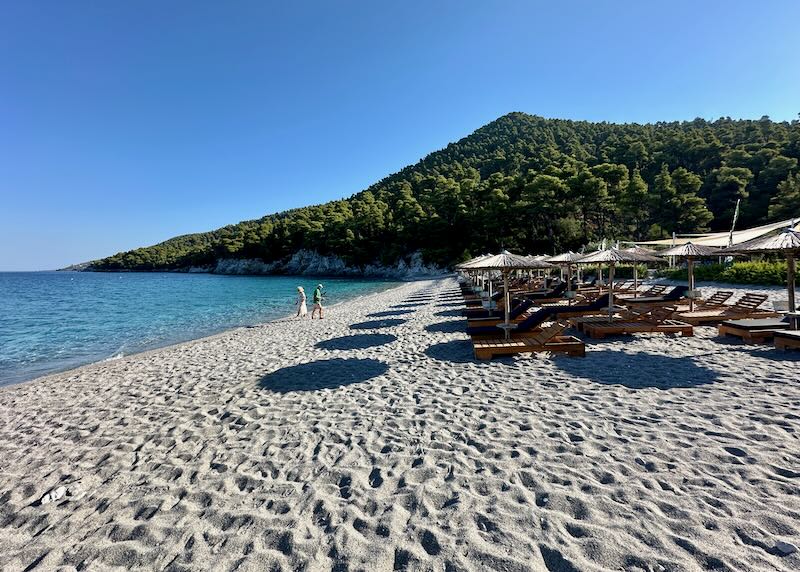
[473,321,585,360]
[677,293,778,325]
[523,282,568,301]
[774,330,800,351]
[622,286,689,309]
[466,299,535,324]
[467,307,555,340]
[717,316,791,343]
[581,306,693,339]
[673,290,734,312]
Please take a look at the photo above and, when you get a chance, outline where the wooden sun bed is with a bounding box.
[774,330,800,351]
[672,290,734,313]
[580,306,693,339]
[582,319,693,339]
[718,317,791,344]
[473,322,585,359]
[677,293,777,325]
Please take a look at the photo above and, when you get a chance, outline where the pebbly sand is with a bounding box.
[1,277,799,571]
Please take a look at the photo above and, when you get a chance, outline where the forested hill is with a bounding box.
[90,112,800,271]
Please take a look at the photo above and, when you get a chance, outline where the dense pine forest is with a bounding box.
[91,113,800,271]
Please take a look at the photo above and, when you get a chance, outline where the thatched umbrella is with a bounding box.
[546,252,585,302]
[623,246,662,297]
[722,227,800,320]
[657,242,721,311]
[457,253,494,295]
[577,248,658,315]
[469,251,553,338]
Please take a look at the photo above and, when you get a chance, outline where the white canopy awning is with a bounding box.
[637,217,799,247]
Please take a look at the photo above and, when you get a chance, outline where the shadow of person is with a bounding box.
[424,320,465,334]
[425,340,476,364]
[350,318,406,330]
[259,358,389,392]
[367,309,415,318]
[552,351,718,389]
[316,333,397,351]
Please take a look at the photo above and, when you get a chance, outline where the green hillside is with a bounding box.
[91,112,800,271]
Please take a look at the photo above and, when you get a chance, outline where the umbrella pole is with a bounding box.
[503,270,511,339]
[633,264,638,298]
[608,263,615,320]
[567,264,573,305]
[688,257,695,312]
[788,254,796,318]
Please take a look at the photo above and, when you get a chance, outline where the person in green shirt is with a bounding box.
[311,283,324,319]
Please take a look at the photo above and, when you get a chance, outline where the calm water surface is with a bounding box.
[0,272,399,386]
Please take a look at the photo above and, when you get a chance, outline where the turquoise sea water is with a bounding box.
[0,272,399,386]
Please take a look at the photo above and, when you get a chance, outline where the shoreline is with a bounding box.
[0,280,411,391]
[1,277,798,571]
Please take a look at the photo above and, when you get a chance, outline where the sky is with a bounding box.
[2,1,799,270]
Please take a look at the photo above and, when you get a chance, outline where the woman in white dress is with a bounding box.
[295,286,308,318]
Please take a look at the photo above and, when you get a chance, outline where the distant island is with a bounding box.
[84,112,799,276]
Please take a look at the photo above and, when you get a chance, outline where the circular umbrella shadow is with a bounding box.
[425,320,465,334]
[367,309,415,318]
[259,358,389,392]
[316,333,397,351]
[425,340,476,364]
[350,318,407,330]
[553,351,718,389]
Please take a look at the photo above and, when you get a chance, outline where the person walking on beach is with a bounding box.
[295,286,308,318]
[311,283,324,319]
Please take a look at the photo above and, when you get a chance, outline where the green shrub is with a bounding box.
[659,261,787,286]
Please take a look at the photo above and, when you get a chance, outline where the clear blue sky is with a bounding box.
[2,1,799,270]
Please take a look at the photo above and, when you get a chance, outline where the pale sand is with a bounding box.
[1,278,799,572]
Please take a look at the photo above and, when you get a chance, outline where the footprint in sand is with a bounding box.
[369,468,383,488]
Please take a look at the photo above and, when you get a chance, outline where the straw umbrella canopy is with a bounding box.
[546,252,585,300]
[469,251,553,337]
[623,246,662,296]
[577,248,658,314]
[657,242,721,311]
[722,227,800,318]
[456,253,494,294]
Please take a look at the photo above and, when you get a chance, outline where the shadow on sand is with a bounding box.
[367,309,415,318]
[316,333,397,351]
[259,358,389,392]
[350,318,407,330]
[434,309,464,318]
[436,302,465,309]
[425,320,466,334]
[425,340,476,364]
[394,302,427,309]
[553,351,718,389]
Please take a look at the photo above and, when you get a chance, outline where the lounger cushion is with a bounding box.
[720,317,790,331]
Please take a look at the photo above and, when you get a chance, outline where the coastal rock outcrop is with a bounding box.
[210,250,446,279]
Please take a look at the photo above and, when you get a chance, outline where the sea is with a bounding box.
[0,271,400,386]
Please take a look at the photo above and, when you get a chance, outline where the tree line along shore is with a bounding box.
[88,112,799,273]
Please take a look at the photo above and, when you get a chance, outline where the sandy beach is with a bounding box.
[1,277,799,571]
